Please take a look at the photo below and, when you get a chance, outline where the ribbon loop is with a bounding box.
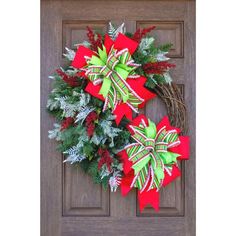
[125,119,180,192]
[85,44,143,112]
[145,139,155,151]
[100,65,113,78]
[107,54,119,70]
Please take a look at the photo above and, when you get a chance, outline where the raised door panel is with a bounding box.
[62,20,108,53]
[137,21,184,58]
[63,164,110,216]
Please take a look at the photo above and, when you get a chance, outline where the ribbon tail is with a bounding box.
[104,34,114,53]
[119,150,133,175]
[169,136,190,160]
[99,77,112,98]
[132,154,151,175]
[138,189,160,212]
[156,116,181,134]
[126,76,156,108]
[111,73,130,103]
[162,164,181,187]
[114,33,139,55]
[113,103,132,125]
[72,46,94,68]
[120,171,135,196]
[129,114,149,128]
[85,82,104,101]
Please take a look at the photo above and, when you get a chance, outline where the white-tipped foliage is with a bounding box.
[163,72,172,84]
[109,171,122,192]
[74,40,91,49]
[139,37,155,55]
[75,106,95,124]
[63,146,86,164]
[156,51,170,61]
[47,98,60,111]
[64,132,89,164]
[100,165,112,179]
[90,133,104,145]
[100,116,122,147]
[63,47,76,61]
[56,92,91,118]
[48,123,62,141]
[108,22,126,40]
[55,96,77,117]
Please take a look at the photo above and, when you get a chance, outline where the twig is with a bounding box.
[154,83,188,135]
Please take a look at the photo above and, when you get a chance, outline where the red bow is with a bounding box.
[72,33,156,124]
[119,115,190,212]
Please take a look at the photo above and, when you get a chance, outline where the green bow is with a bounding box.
[126,119,180,192]
[84,45,143,112]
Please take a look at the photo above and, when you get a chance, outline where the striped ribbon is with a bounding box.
[83,45,144,112]
[125,119,181,192]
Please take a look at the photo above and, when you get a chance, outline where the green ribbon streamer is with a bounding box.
[144,119,157,139]
[99,77,111,98]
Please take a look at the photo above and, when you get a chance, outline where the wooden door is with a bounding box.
[41,1,195,235]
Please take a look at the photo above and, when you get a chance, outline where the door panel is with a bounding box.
[41,1,195,235]
[63,165,110,216]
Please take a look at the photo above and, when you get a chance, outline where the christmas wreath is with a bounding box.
[47,22,190,211]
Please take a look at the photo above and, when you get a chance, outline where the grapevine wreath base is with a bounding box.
[47,22,190,211]
[154,83,188,134]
